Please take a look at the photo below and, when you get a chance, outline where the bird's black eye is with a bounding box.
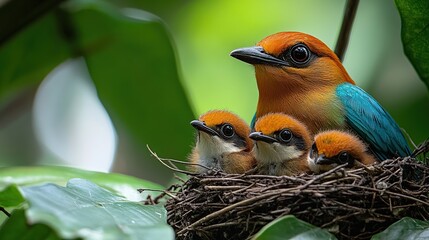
[290,44,310,65]
[278,129,293,143]
[338,151,350,164]
[220,124,235,138]
[310,143,317,158]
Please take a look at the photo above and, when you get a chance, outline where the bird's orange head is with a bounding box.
[252,113,311,146]
[313,130,367,158]
[231,32,354,96]
[308,130,375,172]
[249,113,311,163]
[191,110,252,151]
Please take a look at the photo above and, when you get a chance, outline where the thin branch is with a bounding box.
[299,163,348,189]
[174,174,187,184]
[0,207,10,217]
[402,128,417,149]
[146,145,197,176]
[335,0,360,62]
[177,188,297,235]
[158,157,212,171]
[138,188,179,200]
[412,139,429,157]
[204,186,244,191]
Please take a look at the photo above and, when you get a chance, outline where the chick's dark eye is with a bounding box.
[290,44,310,64]
[279,129,293,142]
[220,124,234,138]
[310,143,317,158]
[338,152,350,163]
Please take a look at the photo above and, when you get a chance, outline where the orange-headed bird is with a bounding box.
[249,113,311,176]
[189,110,256,174]
[308,130,376,173]
[230,32,411,161]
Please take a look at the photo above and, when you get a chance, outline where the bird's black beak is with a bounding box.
[230,46,287,67]
[315,155,335,165]
[249,132,277,143]
[190,120,219,136]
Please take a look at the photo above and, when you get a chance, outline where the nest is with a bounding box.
[144,143,429,240]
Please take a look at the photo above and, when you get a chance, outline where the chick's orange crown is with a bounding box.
[254,113,311,143]
[314,130,368,158]
[199,110,252,147]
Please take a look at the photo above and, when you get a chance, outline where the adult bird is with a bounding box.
[308,130,376,173]
[250,113,311,176]
[230,32,411,161]
[189,110,256,174]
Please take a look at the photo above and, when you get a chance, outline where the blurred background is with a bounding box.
[0,0,427,186]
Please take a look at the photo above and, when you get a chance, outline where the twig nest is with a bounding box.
[165,157,429,240]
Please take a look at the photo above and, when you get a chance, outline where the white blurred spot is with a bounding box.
[33,59,117,172]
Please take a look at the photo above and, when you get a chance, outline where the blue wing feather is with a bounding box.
[336,83,411,160]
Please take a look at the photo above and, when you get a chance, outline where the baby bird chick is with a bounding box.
[250,113,311,176]
[308,130,376,173]
[189,110,255,174]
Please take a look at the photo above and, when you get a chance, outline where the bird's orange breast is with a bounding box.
[255,68,346,134]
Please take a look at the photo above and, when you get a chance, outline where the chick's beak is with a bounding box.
[190,120,219,136]
[249,132,277,143]
[315,154,335,165]
[230,46,288,67]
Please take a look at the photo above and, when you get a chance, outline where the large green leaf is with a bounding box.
[252,215,337,240]
[372,217,429,239]
[0,209,61,240]
[0,11,70,100]
[21,178,174,240]
[395,0,429,89]
[64,1,195,180]
[0,0,64,44]
[0,166,164,201]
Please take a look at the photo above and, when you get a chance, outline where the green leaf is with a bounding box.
[372,217,429,240]
[0,0,64,44]
[0,166,164,201]
[21,178,174,240]
[395,0,429,89]
[0,11,70,100]
[252,215,337,240]
[0,184,24,208]
[66,0,195,177]
[0,209,61,240]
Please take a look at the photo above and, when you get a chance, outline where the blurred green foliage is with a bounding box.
[0,12,69,100]
[0,0,195,185]
[396,0,429,90]
[0,184,24,208]
[252,215,336,240]
[372,217,429,239]
[66,1,194,182]
[0,209,60,240]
